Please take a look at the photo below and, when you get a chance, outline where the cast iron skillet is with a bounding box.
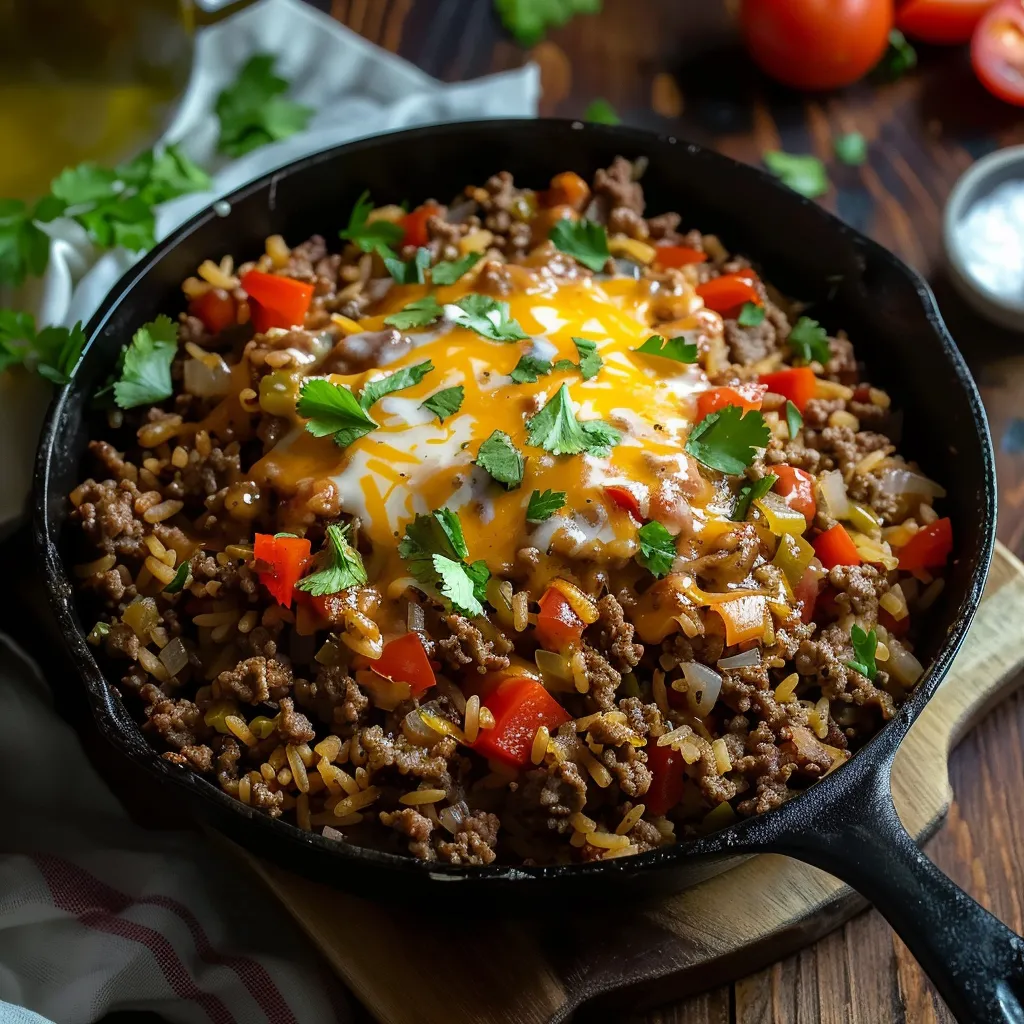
[34,121,1023,1021]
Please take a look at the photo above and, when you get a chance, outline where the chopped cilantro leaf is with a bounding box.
[0,309,37,372]
[788,316,831,365]
[526,489,566,523]
[421,385,464,423]
[50,163,118,206]
[876,29,917,81]
[634,333,698,364]
[0,198,51,286]
[476,430,524,490]
[0,311,86,384]
[636,520,676,578]
[526,383,621,457]
[569,337,602,380]
[549,218,609,273]
[340,190,404,256]
[846,624,878,681]
[732,473,778,522]
[296,378,377,448]
[583,98,620,125]
[215,53,313,157]
[684,404,771,475]
[785,400,803,440]
[737,302,765,327]
[764,151,829,199]
[164,561,192,594]
[430,251,482,285]
[296,523,367,596]
[446,293,528,341]
[383,247,430,284]
[510,354,553,383]
[359,360,433,410]
[383,294,444,330]
[494,0,602,47]
[835,132,868,166]
[113,315,179,409]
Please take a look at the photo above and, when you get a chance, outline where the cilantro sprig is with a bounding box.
[835,132,868,167]
[494,0,602,47]
[785,400,803,439]
[110,315,179,410]
[431,252,482,285]
[359,361,433,410]
[732,473,778,522]
[788,316,831,365]
[446,294,528,342]
[384,295,444,330]
[526,489,566,523]
[685,405,771,475]
[559,337,602,380]
[583,98,620,125]
[164,561,192,595]
[421,386,464,423]
[476,430,524,489]
[634,334,698,365]
[764,151,829,200]
[509,354,552,384]
[526,384,621,457]
[296,379,377,448]
[384,247,430,284]
[340,190,405,257]
[549,218,609,272]
[296,523,367,597]
[846,624,878,680]
[737,302,765,328]
[0,198,51,286]
[0,311,86,385]
[636,521,676,578]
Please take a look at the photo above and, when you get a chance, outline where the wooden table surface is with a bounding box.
[320,2,1024,1022]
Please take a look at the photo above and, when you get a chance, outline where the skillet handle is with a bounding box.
[772,772,1024,1023]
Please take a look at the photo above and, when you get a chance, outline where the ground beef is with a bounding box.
[600,744,652,798]
[592,156,644,219]
[215,656,293,705]
[723,308,784,366]
[619,697,665,739]
[144,697,207,751]
[320,328,410,375]
[627,816,665,852]
[103,622,139,661]
[436,615,512,675]
[73,478,147,561]
[828,564,889,619]
[511,761,588,835]
[591,594,643,672]
[435,811,501,865]
[251,781,284,818]
[360,726,456,788]
[380,807,435,860]
[294,665,369,735]
[583,644,622,710]
[162,745,214,773]
[277,696,316,745]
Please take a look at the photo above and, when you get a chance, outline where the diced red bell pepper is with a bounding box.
[645,742,687,816]
[897,517,953,571]
[188,288,237,335]
[544,171,591,211]
[652,245,708,270]
[696,271,761,315]
[534,587,586,651]
[759,367,817,413]
[241,270,315,333]
[604,485,643,522]
[372,632,436,697]
[399,203,441,248]
[793,566,821,624]
[773,465,817,526]
[696,383,766,421]
[813,523,862,570]
[472,677,572,768]
[879,608,911,639]
[254,533,311,607]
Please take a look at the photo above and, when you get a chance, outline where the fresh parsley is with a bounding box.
[764,151,829,200]
[421,386,464,423]
[634,334,698,364]
[737,302,766,327]
[215,53,313,157]
[0,198,52,286]
[340,190,405,257]
[732,473,778,522]
[430,251,482,285]
[296,378,377,448]
[164,561,192,594]
[583,98,620,125]
[0,311,86,384]
[563,337,602,380]
[494,0,602,47]
[636,520,676,578]
[788,316,831,365]
[296,523,367,597]
[359,360,433,411]
[685,405,771,475]
[384,247,430,284]
[446,293,528,342]
[876,29,917,82]
[384,295,444,331]
[112,315,179,409]
[549,218,610,273]
[398,508,490,617]
[785,400,803,439]
[846,624,878,680]
[476,430,525,490]
[510,354,553,384]
[526,489,566,523]
[526,383,621,457]
[835,132,868,167]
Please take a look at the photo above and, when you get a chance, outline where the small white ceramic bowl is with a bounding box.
[944,145,1024,332]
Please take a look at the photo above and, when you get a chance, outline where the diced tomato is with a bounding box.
[399,203,441,248]
[240,270,314,333]
[814,584,841,622]
[604,485,643,522]
[879,608,911,639]
[254,533,311,607]
[793,566,821,624]
[472,677,572,768]
[759,367,817,412]
[813,523,862,570]
[696,383,766,421]
[897,517,954,571]
[696,271,761,316]
[188,288,236,334]
[773,465,817,526]
[372,632,436,697]
[534,588,586,651]
[645,743,687,816]
[544,171,591,211]
[652,245,708,270]
[972,1,1024,106]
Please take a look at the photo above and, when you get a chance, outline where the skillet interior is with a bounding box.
[34,120,996,902]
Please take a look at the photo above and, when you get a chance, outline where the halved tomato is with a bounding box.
[972,0,1024,105]
[898,0,996,44]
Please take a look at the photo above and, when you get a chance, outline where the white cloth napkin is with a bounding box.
[0,1,538,1021]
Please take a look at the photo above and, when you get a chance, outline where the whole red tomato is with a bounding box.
[971,0,1024,105]
[896,0,997,44]
[740,0,895,90]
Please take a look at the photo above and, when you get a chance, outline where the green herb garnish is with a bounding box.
[526,383,621,457]
[509,354,553,383]
[737,302,766,327]
[476,430,525,490]
[562,337,602,380]
[763,151,829,200]
[785,400,803,439]
[359,360,433,411]
[420,386,464,423]
[447,293,528,342]
[384,247,430,284]
[340,190,405,257]
[494,0,602,47]
[164,561,192,594]
[835,132,868,166]
[112,315,179,409]
[876,29,917,82]
[549,218,610,273]
[526,488,566,523]
[296,378,377,448]
[296,523,368,597]
[636,520,677,578]
[383,295,444,331]
[430,251,483,285]
[846,624,878,680]
[634,334,698,364]
[0,198,52,286]
[732,473,778,522]
[0,311,86,384]
[583,98,620,125]
[788,316,831,365]
[684,405,771,475]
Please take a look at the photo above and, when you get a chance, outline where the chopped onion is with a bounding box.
[183,354,232,397]
[818,469,850,519]
[718,648,761,670]
[403,707,442,747]
[321,826,345,842]
[680,662,723,716]
[535,649,573,682]
[406,601,425,631]
[886,639,924,687]
[612,258,642,279]
[879,468,947,498]
[583,198,602,222]
[439,800,469,834]
[158,637,188,678]
[445,199,476,224]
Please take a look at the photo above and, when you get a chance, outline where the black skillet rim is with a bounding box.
[34,119,998,885]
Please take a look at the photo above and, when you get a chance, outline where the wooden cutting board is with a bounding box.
[236,542,1024,1024]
